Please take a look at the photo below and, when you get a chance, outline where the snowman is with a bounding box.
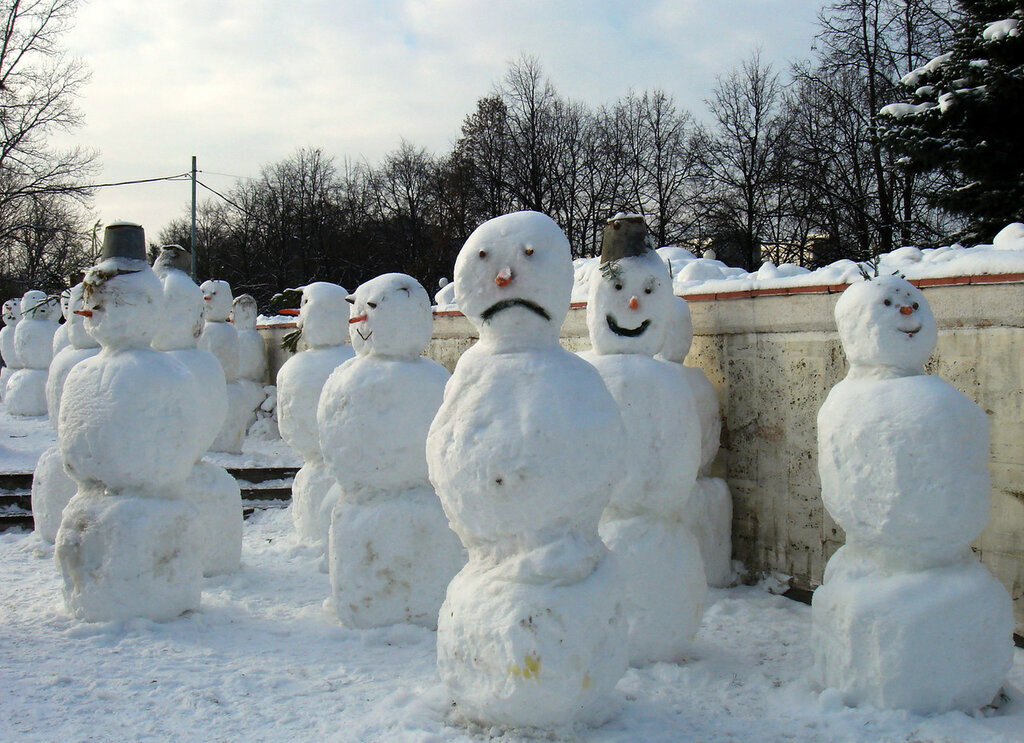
[580,214,704,665]
[0,298,22,401]
[199,280,250,454]
[317,273,464,628]
[813,274,1013,713]
[657,296,733,587]
[32,283,101,543]
[427,211,628,729]
[230,293,269,438]
[276,282,354,545]
[51,287,74,357]
[55,222,203,622]
[153,245,241,575]
[5,289,60,416]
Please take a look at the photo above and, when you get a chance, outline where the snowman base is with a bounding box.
[812,545,1013,714]
[328,487,464,629]
[4,368,48,417]
[55,491,202,622]
[438,551,626,729]
[686,477,733,587]
[291,458,335,545]
[600,514,706,665]
[209,380,258,454]
[182,460,242,576]
[0,365,13,399]
[31,446,77,543]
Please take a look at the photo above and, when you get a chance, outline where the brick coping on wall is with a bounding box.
[256,273,1024,328]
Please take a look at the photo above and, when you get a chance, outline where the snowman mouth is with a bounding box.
[481,298,551,323]
[355,327,371,341]
[607,314,651,337]
[899,324,921,337]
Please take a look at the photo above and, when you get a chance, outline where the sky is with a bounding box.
[54,0,824,240]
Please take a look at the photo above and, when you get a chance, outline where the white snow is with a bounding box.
[984,18,1020,42]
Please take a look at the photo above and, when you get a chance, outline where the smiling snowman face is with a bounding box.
[199,280,233,322]
[587,251,673,357]
[346,273,432,359]
[835,275,937,376]
[3,299,22,326]
[455,211,573,347]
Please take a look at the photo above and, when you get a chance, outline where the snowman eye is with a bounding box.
[614,283,623,291]
[478,250,487,259]
[912,302,919,310]
[883,299,891,306]
[367,302,377,309]
[644,287,652,294]
[524,247,534,256]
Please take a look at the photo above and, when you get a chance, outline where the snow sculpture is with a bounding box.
[5,290,60,416]
[580,214,705,665]
[813,274,1013,713]
[32,283,101,543]
[51,287,73,357]
[657,296,733,587]
[154,245,241,575]
[427,211,628,728]
[55,223,203,622]
[276,282,354,545]
[230,293,268,439]
[200,280,249,454]
[317,273,463,628]
[0,298,22,401]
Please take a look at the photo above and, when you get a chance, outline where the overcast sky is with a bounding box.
[56,0,824,239]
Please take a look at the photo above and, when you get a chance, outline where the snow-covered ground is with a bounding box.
[1,508,1021,742]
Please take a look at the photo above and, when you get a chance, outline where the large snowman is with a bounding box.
[813,274,1013,713]
[580,214,704,665]
[0,298,22,401]
[317,273,464,628]
[427,211,628,729]
[5,289,60,416]
[657,296,733,587]
[276,282,354,545]
[32,283,101,543]
[55,223,203,622]
[153,245,242,576]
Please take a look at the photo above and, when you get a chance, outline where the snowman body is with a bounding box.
[813,275,1013,713]
[427,211,628,728]
[6,290,60,416]
[318,273,463,628]
[276,282,354,544]
[51,288,73,358]
[55,240,203,622]
[581,249,704,665]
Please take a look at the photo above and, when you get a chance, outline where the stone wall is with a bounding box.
[260,277,1024,636]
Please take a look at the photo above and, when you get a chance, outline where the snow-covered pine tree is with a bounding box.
[880,0,1024,244]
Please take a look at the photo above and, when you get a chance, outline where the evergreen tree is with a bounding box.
[881,0,1024,244]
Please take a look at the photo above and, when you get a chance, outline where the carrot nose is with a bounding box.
[74,309,93,318]
[495,267,513,287]
[628,296,639,310]
[349,314,367,324]
[899,305,914,315]
[278,308,300,316]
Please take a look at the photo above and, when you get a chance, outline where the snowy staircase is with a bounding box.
[0,466,299,532]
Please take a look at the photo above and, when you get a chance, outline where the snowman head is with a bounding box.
[455,211,572,348]
[2,299,20,326]
[834,275,937,377]
[346,273,432,359]
[20,290,58,321]
[59,288,73,321]
[298,282,349,348]
[230,294,258,330]
[66,283,99,351]
[81,259,165,349]
[659,296,694,364]
[199,280,233,322]
[153,244,192,277]
[154,271,204,351]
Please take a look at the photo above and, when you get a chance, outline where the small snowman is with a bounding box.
[51,287,74,357]
[55,222,203,622]
[153,245,241,576]
[657,296,733,587]
[276,282,354,545]
[813,274,1013,713]
[580,214,704,665]
[230,293,269,438]
[32,283,101,543]
[0,298,22,401]
[317,273,463,628]
[199,279,249,454]
[427,211,628,729]
[5,289,60,416]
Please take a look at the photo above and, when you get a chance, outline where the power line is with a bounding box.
[198,169,257,181]
[18,172,192,197]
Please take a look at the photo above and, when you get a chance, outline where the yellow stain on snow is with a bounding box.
[582,673,592,690]
[508,654,542,680]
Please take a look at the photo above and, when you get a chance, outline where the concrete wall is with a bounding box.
[260,278,1024,636]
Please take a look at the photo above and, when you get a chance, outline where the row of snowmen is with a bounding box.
[26,224,280,622]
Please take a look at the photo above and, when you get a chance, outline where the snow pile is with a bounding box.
[428,222,1024,309]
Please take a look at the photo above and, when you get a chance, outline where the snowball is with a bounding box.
[992,222,1024,251]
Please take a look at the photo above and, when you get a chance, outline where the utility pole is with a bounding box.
[191,155,198,278]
